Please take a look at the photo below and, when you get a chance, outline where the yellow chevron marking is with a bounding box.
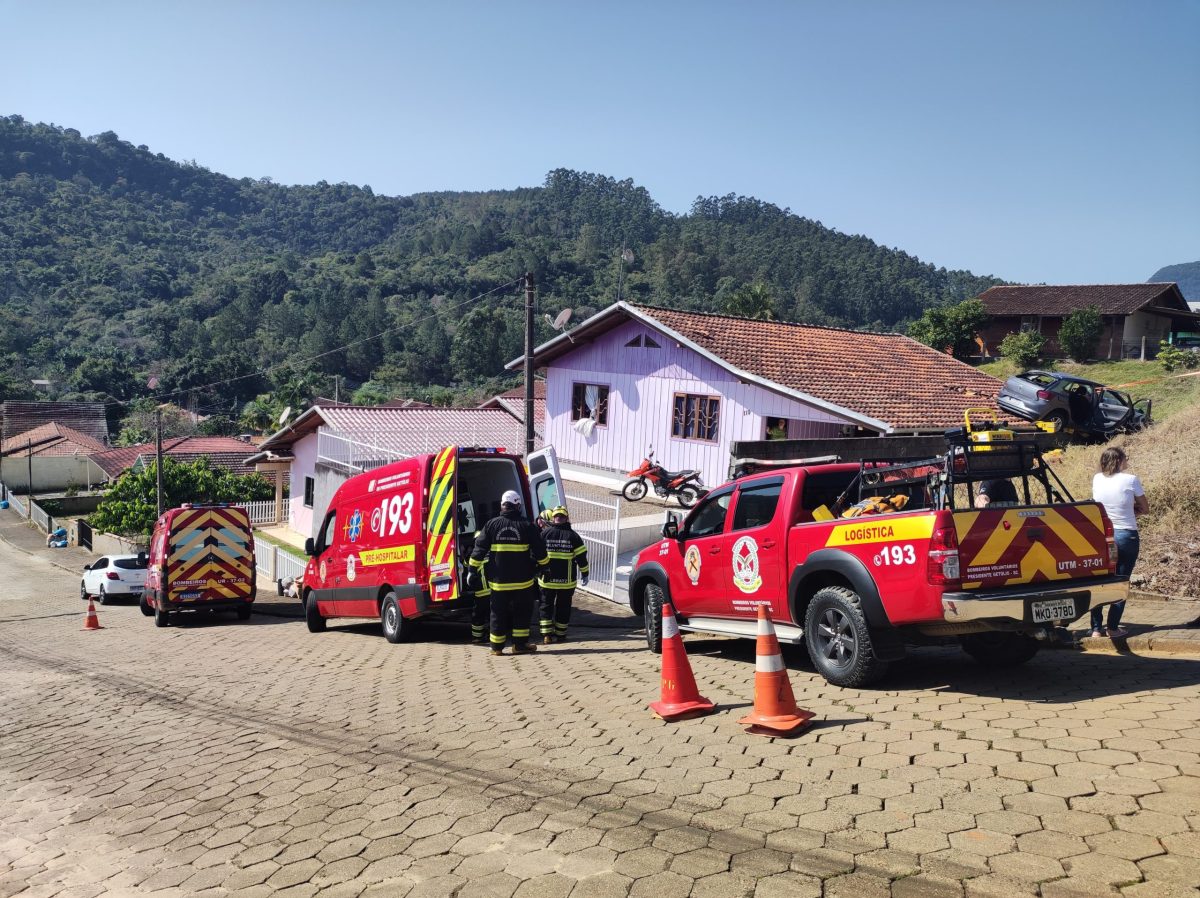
[1010,541,1070,584]
[963,510,1023,567]
[1041,508,1098,557]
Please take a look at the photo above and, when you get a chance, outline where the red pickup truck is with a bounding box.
[629,436,1127,687]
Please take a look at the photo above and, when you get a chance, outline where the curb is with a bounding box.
[1079,635,1200,658]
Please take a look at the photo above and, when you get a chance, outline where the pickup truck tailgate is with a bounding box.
[953,503,1112,590]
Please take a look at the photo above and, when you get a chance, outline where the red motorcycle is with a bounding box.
[622,450,706,507]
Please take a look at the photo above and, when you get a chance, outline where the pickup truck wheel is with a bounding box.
[381,592,409,644]
[154,606,170,628]
[961,632,1040,668]
[804,586,887,688]
[139,595,154,617]
[236,605,252,621]
[644,582,665,654]
[305,592,326,633]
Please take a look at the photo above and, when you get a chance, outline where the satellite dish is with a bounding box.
[278,406,292,426]
[551,308,572,330]
[621,248,635,264]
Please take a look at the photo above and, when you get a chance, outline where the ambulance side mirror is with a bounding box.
[304,538,315,557]
[661,514,679,540]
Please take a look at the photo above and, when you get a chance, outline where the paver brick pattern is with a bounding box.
[0,541,1199,897]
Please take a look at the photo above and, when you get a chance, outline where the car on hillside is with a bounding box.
[81,554,148,605]
[996,370,1151,440]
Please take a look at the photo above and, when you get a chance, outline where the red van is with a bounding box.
[302,446,563,641]
[143,504,257,628]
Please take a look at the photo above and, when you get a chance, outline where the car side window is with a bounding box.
[318,512,337,553]
[732,480,783,531]
[685,491,732,539]
[93,558,109,570]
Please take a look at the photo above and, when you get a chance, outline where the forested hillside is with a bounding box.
[0,116,1003,432]
[1150,262,1200,302]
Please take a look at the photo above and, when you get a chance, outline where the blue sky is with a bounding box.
[2,1,1197,285]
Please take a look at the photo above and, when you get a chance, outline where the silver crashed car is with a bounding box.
[997,370,1151,439]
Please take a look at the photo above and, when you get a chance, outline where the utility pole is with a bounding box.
[26,439,33,519]
[155,406,164,519]
[524,272,536,458]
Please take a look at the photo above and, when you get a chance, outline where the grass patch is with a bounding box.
[254,529,306,560]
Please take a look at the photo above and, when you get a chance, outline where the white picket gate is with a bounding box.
[564,492,621,602]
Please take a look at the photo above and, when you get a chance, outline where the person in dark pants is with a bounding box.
[538,506,589,645]
[467,530,491,645]
[467,490,548,655]
[1089,447,1148,639]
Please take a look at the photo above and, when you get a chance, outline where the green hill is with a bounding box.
[0,115,1004,427]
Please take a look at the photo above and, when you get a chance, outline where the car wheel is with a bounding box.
[305,592,326,633]
[98,586,109,606]
[154,606,170,628]
[961,632,1040,668]
[644,582,666,654]
[677,485,700,508]
[622,479,648,502]
[1043,410,1068,432]
[381,592,408,644]
[139,595,154,617]
[236,605,252,621]
[80,581,88,601]
[804,586,888,688]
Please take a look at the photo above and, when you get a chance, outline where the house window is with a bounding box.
[624,334,662,348]
[571,383,609,426]
[672,394,721,442]
[303,476,315,508]
[644,335,660,348]
[1020,316,1042,334]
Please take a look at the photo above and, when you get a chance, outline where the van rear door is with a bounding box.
[425,447,461,603]
[527,446,565,517]
[953,502,1113,590]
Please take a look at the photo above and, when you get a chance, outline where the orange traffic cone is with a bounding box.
[649,601,715,721]
[82,597,103,631]
[738,604,813,736]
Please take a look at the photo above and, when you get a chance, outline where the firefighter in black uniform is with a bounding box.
[538,506,589,644]
[467,530,491,645]
[467,490,548,655]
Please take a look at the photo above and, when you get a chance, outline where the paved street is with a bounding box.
[1,531,1199,898]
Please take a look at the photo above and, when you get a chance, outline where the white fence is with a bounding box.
[4,489,27,518]
[30,502,52,533]
[257,543,307,585]
[564,492,621,601]
[317,431,404,474]
[239,500,278,526]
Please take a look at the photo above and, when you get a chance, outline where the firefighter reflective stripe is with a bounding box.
[425,447,459,601]
[547,551,575,559]
[468,556,484,569]
[491,578,536,591]
[492,543,531,552]
[513,627,531,638]
[540,580,577,590]
[490,632,506,645]
[539,617,554,634]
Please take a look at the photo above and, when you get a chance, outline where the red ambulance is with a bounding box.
[302,446,563,641]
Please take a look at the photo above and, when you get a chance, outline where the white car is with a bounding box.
[80,554,148,605]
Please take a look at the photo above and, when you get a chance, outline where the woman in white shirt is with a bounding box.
[1089,447,1148,639]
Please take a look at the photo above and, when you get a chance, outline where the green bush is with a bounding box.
[90,457,273,538]
[908,299,989,361]
[1159,340,1200,372]
[1058,306,1103,362]
[998,331,1048,370]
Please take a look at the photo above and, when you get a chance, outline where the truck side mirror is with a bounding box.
[661,513,679,540]
[304,537,315,557]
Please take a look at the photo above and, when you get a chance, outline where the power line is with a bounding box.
[101,277,525,411]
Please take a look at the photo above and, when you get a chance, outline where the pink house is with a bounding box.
[511,303,1006,489]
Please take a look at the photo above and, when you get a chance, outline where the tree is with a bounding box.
[723,283,777,320]
[116,400,199,446]
[90,457,273,538]
[999,331,1048,371]
[907,300,989,361]
[1058,306,1103,362]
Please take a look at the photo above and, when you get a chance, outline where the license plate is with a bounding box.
[1032,598,1075,623]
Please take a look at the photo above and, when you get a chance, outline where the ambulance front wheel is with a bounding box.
[139,595,154,617]
[305,592,326,633]
[381,592,411,644]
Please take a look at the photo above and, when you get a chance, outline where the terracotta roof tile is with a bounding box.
[0,401,108,443]
[633,305,1003,432]
[976,283,1184,316]
[91,436,261,478]
[0,422,107,457]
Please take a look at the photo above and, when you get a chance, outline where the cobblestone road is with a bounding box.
[1,537,1199,898]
